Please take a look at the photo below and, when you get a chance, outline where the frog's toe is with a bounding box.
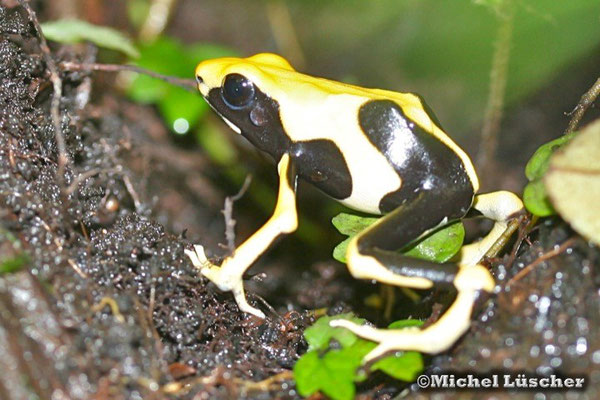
[329,318,363,332]
[364,343,395,363]
[330,319,393,342]
[232,283,265,318]
[185,245,225,286]
[185,244,209,269]
[330,319,402,363]
[186,250,265,318]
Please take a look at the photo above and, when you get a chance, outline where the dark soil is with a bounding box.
[414,219,600,400]
[0,4,313,399]
[0,3,598,400]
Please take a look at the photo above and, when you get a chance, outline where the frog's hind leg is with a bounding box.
[331,283,490,360]
[331,190,522,361]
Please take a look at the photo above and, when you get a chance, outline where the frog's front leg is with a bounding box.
[330,190,522,362]
[185,153,298,318]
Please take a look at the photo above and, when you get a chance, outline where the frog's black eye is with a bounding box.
[221,73,255,109]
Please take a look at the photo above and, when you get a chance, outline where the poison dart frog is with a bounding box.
[185,53,524,361]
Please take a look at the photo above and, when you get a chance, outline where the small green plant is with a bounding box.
[40,19,237,138]
[523,132,576,216]
[332,213,465,263]
[41,19,139,58]
[294,314,423,400]
[314,213,461,399]
[126,37,237,133]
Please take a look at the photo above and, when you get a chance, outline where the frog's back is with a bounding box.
[353,97,475,214]
[275,73,477,215]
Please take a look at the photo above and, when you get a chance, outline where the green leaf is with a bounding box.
[332,237,351,263]
[304,313,365,351]
[41,19,139,58]
[293,352,323,396]
[127,74,169,104]
[525,132,576,181]
[402,221,465,262]
[0,254,28,275]
[331,213,378,263]
[294,316,424,399]
[294,350,357,400]
[370,351,423,381]
[133,37,189,74]
[523,179,555,217]
[126,38,190,106]
[388,319,424,329]
[331,213,378,236]
[125,38,237,133]
[367,319,424,380]
[158,87,207,129]
[332,213,464,263]
[523,132,578,217]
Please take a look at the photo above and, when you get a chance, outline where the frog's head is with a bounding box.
[195,53,294,97]
[195,53,297,156]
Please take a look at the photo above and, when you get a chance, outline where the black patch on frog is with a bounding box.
[364,249,459,288]
[206,83,352,200]
[354,191,460,289]
[290,140,352,200]
[358,99,474,214]
[207,87,291,160]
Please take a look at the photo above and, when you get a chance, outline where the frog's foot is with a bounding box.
[185,244,265,319]
[330,288,479,363]
[185,244,210,271]
[329,319,421,362]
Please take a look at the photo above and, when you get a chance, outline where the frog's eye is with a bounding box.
[221,73,255,109]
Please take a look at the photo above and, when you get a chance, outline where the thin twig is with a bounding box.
[122,174,142,212]
[484,214,524,259]
[504,214,533,268]
[19,0,70,181]
[476,1,515,180]
[222,175,252,254]
[249,292,277,318]
[506,237,577,287]
[564,77,600,135]
[65,168,101,194]
[161,366,223,395]
[148,284,156,323]
[67,258,88,279]
[237,370,294,394]
[60,61,197,92]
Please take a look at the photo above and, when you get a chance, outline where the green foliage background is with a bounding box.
[290,0,600,134]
